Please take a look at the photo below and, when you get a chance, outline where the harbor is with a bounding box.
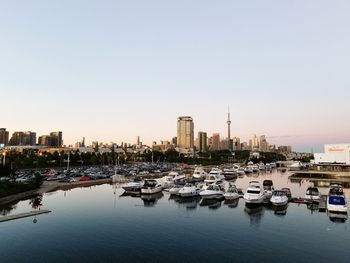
[0,168,349,263]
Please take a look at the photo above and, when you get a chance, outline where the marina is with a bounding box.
[0,169,349,262]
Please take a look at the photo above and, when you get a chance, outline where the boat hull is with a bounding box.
[141,186,163,195]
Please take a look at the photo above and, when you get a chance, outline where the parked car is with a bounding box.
[79,177,90,181]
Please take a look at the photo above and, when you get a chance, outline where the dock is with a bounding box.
[318,195,327,212]
[0,210,52,223]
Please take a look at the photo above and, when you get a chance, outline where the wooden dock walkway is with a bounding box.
[0,210,51,223]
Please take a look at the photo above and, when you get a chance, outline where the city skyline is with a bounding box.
[1,1,350,152]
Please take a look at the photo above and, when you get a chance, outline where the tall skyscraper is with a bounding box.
[197,131,208,152]
[210,133,221,151]
[50,131,63,147]
[259,135,269,152]
[0,128,9,146]
[177,116,194,149]
[233,137,241,151]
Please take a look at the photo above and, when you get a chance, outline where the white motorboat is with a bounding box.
[270,190,289,206]
[223,168,237,180]
[244,181,265,204]
[200,184,224,200]
[161,171,186,188]
[251,165,259,173]
[122,179,144,193]
[327,184,347,213]
[244,166,253,174]
[192,166,207,180]
[263,180,274,200]
[204,169,224,184]
[305,187,321,202]
[237,167,246,175]
[258,163,265,171]
[168,185,183,195]
[282,188,292,201]
[224,184,240,200]
[178,183,201,197]
[141,179,163,195]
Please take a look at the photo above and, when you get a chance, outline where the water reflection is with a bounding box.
[29,194,43,210]
[307,203,319,213]
[244,205,264,226]
[271,204,288,216]
[0,203,17,216]
[328,212,348,223]
[224,198,240,208]
[141,192,164,207]
[200,199,222,210]
[171,196,201,210]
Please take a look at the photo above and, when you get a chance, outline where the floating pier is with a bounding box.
[0,210,52,223]
[318,195,327,212]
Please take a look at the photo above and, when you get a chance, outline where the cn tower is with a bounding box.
[227,107,231,140]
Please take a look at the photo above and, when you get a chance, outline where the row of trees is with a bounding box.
[0,149,287,176]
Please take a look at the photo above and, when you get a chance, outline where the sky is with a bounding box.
[1,0,350,152]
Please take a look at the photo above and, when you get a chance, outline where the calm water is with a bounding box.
[1,170,349,263]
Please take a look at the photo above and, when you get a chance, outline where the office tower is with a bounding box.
[197,131,208,152]
[39,135,52,146]
[177,116,194,149]
[0,128,9,146]
[252,134,259,151]
[210,133,220,151]
[9,131,36,146]
[50,131,63,147]
[259,135,269,152]
[136,136,140,147]
[233,137,241,151]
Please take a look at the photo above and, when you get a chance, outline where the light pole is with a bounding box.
[2,152,5,167]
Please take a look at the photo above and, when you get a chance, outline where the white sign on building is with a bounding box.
[314,144,350,165]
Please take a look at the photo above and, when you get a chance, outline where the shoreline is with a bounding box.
[0,178,112,206]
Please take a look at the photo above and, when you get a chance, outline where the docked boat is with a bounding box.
[282,188,292,201]
[263,180,274,200]
[223,168,237,180]
[258,163,265,171]
[251,165,259,173]
[237,167,246,175]
[178,183,201,197]
[327,184,347,213]
[244,166,253,174]
[204,168,224,184]
[224,184,240,200]
[200,184,224,200]
[244,181,265,204]
[121,178,144,193]
[192,166,207,181]
[305,187,321,202]
[168,185,183,195]
[141,179,163,195]
[270,190,289,206]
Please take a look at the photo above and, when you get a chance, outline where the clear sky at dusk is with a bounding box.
[1,0,349,152]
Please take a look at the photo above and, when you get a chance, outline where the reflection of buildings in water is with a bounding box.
[141,192,164,207]
[224,198,239,208]
[173,196,201,210]
[200,199,222,210]
[327,211,348,223]
[244,205,264,225]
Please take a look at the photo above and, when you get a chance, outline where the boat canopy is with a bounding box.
[329,196,346,206]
